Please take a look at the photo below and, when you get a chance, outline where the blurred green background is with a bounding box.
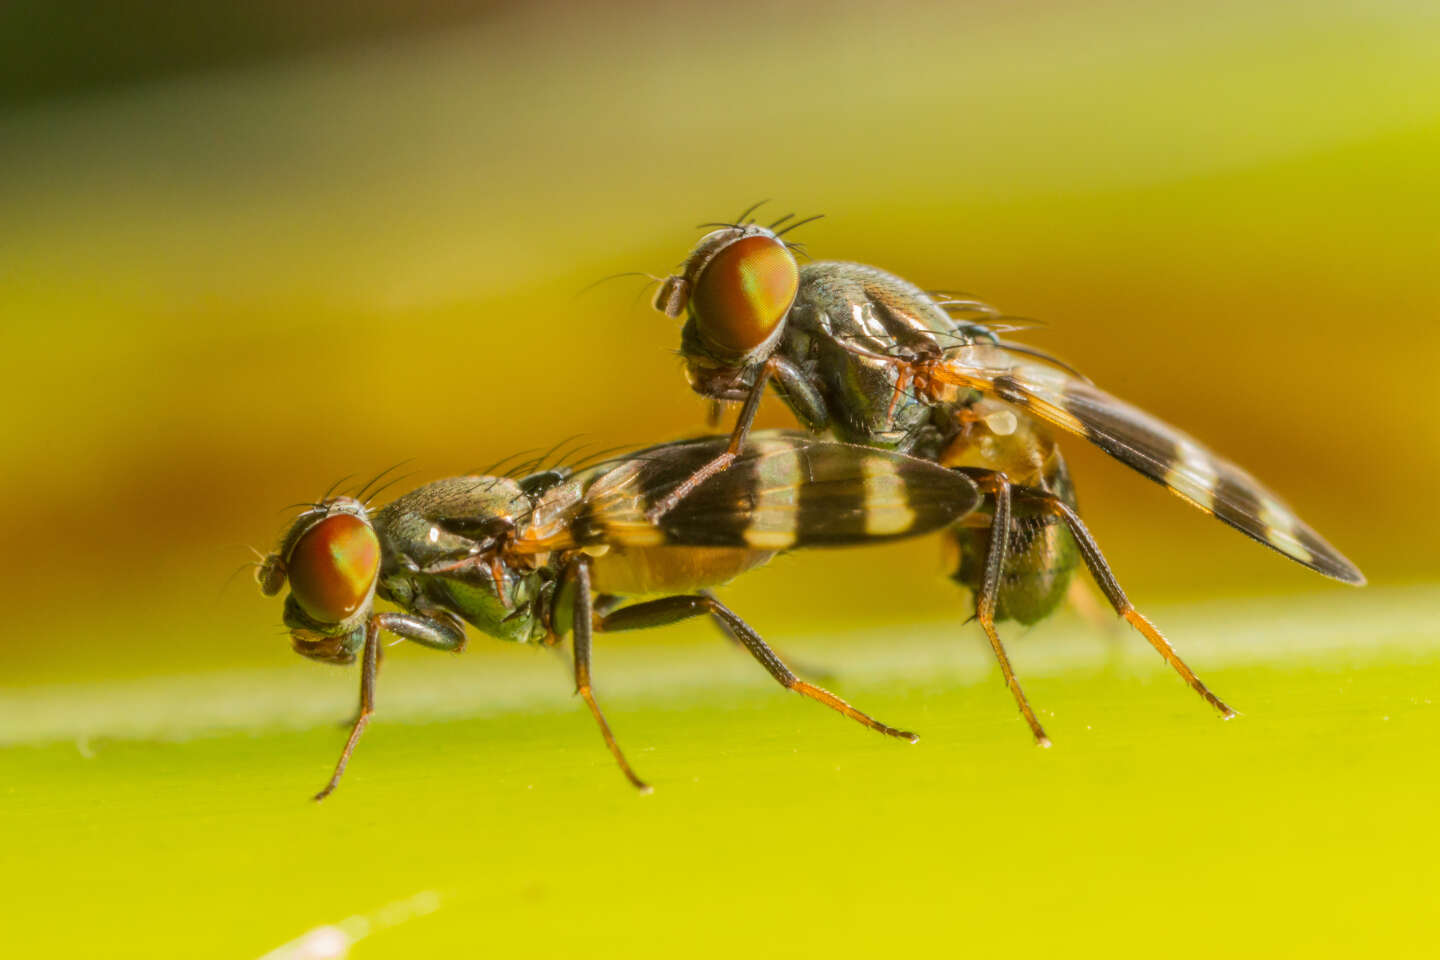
[2,1,1438,957]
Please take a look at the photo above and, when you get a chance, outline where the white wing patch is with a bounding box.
[743,437,801,550]
[1164,437,1220,514]
[862,455,916,536]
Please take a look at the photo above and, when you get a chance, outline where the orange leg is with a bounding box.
[600,592,918,743]
[972,473,1052,747]
[885,365,915,423]
[1023,491,1235,718]
[570,558,652,793]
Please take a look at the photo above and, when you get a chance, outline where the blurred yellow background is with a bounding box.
[4,3,1440,958]
[4,0,1435,684]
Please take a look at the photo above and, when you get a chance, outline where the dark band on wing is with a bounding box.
[648,440,764,547]
[794,442,870,543]
[1060,379,1362,583]
[1211,469,1265,532]
[978,364,1365,584]
[580,433,980,551]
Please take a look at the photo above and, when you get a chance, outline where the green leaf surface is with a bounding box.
[5,587,1436,958]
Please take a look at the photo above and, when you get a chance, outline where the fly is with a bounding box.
[646,206,1364,745]
[257,432,981,798]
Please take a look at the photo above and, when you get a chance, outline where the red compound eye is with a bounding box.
[286,513,380,624]
[689,234,799,357]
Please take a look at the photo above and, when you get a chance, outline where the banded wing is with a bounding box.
[577,431,980,551]
[932,346,1364,584]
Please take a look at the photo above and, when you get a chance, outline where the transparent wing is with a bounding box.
[930,346,1364,584]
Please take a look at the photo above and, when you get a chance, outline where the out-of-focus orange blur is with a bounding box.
[3,0,1436,678]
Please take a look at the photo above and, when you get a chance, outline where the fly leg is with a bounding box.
[645,355,827,522]
[643,365,771,523]
[337,646,382,729]
[1017,489,1235,718]
[388,607,468,652]
[884,364,915,423]
[599,593,917,742]
[542,592,625,668]
[315,618,378,802]
[598,592,835,681]
[314,612,466,802]
[700,590,838,682]
[570,558,652,793]
[338,606,467,724]
[970,472,1052,747]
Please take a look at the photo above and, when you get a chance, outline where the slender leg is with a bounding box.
[695,591,836,682]
[974,473,1052,747]
[647,355,830,522]
[885,364,915,423]
[321,611,465,789]
[314,618,380,802]
[1021,491,1235,719]
[600,593,917,742]
[570,559,652,793]
[338,646,383,728]
[644,363,772,523]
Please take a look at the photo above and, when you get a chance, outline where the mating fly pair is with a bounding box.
[648,203,1364,745]
[259,433,982,797]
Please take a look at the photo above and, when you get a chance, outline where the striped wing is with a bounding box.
[932,347,1364,584]
[579,431,980,550]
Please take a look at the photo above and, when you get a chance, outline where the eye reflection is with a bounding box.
[690,234,799,355]
[286,513,380,624]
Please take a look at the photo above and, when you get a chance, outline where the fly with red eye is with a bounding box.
[258,496,472,799]
[643,211,1364,748]
[256,433,986,799]
[647,204,831,518]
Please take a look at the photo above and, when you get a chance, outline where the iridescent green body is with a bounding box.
[371,475,547,646]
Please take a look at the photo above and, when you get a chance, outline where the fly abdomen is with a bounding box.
[948,508,1080,625]
[943,419,1082,624]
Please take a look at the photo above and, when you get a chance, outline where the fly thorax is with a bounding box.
[523,477,587,549]
[438,566,546,644]
[376,569,419,610]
